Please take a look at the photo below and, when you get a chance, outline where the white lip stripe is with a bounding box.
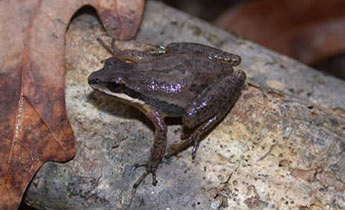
[93,85,145,105]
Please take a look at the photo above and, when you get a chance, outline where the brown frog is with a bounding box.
[88,40,246,188]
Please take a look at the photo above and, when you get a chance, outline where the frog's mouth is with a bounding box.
[88,78,107,93]
[88,78,145,105]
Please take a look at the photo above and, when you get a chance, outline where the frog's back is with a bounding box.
[130,54,232,116]
[136,54,232,75]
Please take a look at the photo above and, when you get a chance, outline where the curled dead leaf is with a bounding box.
[0,0,144,209]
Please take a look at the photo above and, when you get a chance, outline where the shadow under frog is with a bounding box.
[88,39,246,188]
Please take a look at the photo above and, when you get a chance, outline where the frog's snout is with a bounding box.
[88,77,100,85]
[88,69,105,86]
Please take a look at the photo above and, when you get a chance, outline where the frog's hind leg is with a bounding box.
[166,114,223,159]
[166,70,246,159]
[166,43,241,66]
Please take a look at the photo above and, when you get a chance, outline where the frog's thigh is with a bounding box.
[182,70,246,129]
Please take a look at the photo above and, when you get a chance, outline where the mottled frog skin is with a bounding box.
[88,40,246,188]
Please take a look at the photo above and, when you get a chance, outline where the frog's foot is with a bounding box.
[188,132,202,159]
[165,132,202,159]
[165,140,191,158]
[132,163,158,189]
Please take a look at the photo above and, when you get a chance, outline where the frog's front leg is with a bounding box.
[97,38,166,63]
[133,105,167,188]
[167,70,246,158]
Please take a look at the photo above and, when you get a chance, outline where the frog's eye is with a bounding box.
[114,77,124,85]
[111,78,125,90]
[107,80,123,92]
[113,81,122,87]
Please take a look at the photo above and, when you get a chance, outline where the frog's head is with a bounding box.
[88,57,130,95]
[88,57,146,104]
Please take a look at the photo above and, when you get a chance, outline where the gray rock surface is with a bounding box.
[25,1,345,209]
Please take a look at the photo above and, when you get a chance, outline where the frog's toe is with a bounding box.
[151,173,158,186]
[191,139,200,160]
[133,170,149,188]
[189,133,202,159]
[133,162,148,169]
[132,164,158,188]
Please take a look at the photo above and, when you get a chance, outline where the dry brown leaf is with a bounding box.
[0,0,144,209]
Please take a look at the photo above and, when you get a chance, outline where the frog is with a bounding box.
[88,39,246,188]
